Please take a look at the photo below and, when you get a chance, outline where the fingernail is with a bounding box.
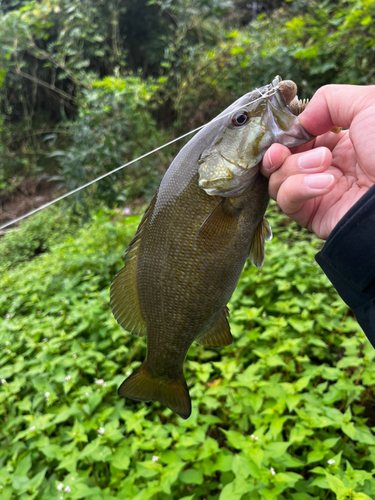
[298,148,325,170]
[304,174,334,190]
[264,147,289,172]
[265,148,276,171]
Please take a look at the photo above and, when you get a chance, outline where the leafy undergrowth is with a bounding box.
[1,205,375,500]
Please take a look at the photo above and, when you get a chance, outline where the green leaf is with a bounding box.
[325,473,347,495]
[179,468,203,485]
[361,15,372,25]
[353,494,373,500]
[219,477,254,500]
[29,467,47,491]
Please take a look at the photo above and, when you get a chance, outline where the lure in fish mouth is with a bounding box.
[198,76,314,197]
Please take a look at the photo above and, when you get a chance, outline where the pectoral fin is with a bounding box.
[199,198,240,249]
[196,308,233,347]
[249,217,272,270]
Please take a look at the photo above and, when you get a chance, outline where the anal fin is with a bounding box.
[196,308,233,347]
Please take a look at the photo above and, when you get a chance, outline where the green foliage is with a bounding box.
[1,205,375,499]
[0,205,79,270]
[0,0,175,188]
[1,0,374,202]
[168,0,375,128]
[52,76,170,206]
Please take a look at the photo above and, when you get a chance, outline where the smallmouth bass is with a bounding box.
[110,76,314,419]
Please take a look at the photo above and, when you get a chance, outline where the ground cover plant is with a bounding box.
[1,205,375,499]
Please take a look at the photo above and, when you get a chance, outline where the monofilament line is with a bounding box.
[0,86,279,231]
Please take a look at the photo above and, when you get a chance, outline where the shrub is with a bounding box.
[52,76,172,208]
[0,205,79,270]
[1,205,375,499]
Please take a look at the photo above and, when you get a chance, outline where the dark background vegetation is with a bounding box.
[1,0,375,499]
[0,0,373,216]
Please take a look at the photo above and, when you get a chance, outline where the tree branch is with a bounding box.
[9,68,78,104]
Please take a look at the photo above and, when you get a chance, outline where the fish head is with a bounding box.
[198,76,315,197]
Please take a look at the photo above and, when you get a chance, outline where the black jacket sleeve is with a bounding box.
[315,184,375,347]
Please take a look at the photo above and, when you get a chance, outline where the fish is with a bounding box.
[110,76,314,419]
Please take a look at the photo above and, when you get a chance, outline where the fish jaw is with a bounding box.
[198,151,261,198]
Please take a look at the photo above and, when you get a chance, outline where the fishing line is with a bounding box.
[0,86,280,231]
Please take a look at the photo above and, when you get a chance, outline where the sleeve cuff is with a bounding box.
[315,184,375,343]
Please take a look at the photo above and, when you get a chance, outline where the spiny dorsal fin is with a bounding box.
[249,217,272,270]
[118,362,191,419]
[110,193,158,336]
[196,308,233,347]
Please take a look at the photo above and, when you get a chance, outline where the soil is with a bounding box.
[0,177,62,232]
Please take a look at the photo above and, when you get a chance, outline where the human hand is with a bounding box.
[261,84,375,239]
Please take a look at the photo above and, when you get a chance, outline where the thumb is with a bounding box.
[299,84,375,136]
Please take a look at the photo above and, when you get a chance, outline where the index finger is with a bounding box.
[299,84,375,136]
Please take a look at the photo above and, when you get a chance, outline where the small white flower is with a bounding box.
[255,436,259,441]
[72,354,77,359]
[30,426,35,431]
[250,434,254,439]
[5,314,10,319]
[57,483,64,491]
[86,270,91,274]
[151,438,155,442]
[1,379,6,384]
[44,392,50,398]
[95,379,106,386]
[152,455,159,462]
[126,371,131,376]
[97,427,105,435]
[327,459,335,465]
[43,338,48,342]
[64,375,71,381]
[6,350,11,354]
[270,468,276,475]
[84,392,89,397]
[64,486,71,493]
[72,432,76,437]
[5,341,9,345]
[122,207,132,216]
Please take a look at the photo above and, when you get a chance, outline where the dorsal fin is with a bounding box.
[196,308,233,347]
[249,217,272,270]
[110,193,157,336]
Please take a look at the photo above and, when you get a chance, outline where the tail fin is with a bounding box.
[118,363,191,419]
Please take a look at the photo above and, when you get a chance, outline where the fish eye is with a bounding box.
[231,110,250,127]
